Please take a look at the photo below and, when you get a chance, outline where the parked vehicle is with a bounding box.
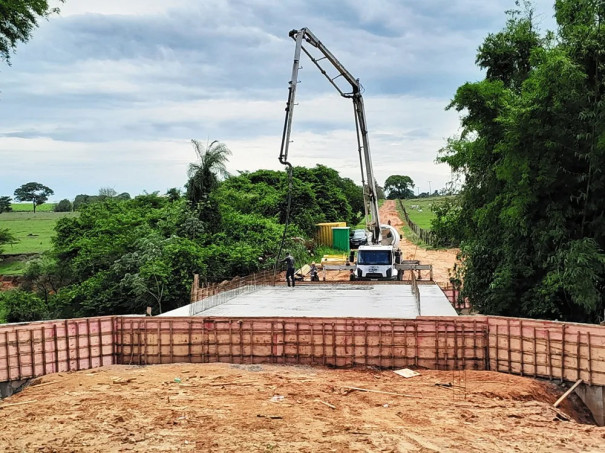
[349,229,368,248]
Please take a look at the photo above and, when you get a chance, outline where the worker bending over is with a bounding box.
[282,252,296,287]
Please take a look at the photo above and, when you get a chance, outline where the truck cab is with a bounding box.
[356,245,398,280]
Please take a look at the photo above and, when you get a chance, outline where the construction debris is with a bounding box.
[393,368,421,378]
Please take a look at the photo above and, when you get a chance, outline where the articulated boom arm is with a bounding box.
[278,27,382,244]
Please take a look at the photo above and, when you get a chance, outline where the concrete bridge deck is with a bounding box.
[162,283,457,318]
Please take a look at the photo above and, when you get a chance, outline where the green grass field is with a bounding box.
[400,197,453,229]
[0,211,77,255]
[9,202,56,212]
[0,257,28,275]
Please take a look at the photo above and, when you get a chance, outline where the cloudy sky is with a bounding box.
[1,0,557,201]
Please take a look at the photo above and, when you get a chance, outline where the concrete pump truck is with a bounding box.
[278,28,402,280]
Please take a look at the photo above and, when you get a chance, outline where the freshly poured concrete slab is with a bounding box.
[162,283,457,318]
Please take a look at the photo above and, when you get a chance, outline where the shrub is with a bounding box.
[54,199,72,212]
[0,290,50,323]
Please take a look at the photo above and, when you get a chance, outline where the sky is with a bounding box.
[0,0,558,201]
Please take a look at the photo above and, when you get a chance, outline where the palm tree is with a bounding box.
[185,139,232,205]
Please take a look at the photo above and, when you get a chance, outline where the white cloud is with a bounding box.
[1,0,556,200]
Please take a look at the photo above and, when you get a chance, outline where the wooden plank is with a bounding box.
[143,319,148,365]
[4,331,10,381]
[83,319,90,368]
[576,331,581,381]
[15,331,22,380]
[506,318,512,374]
[495,324,499,372]
[554,379,583,408]
[53,324,59,373]
[587,331,592,385]
[41,326,47,376]
[561,324,566,383]
[157,321,162,364]
[519,320,524,376]
[97,318,103,366]
[413,323,419,367]
[532,327,537,378]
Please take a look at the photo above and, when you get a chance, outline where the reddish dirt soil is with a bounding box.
[0,363,602,452]
[380,200,460,283]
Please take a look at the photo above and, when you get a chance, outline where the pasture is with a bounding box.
[0,211,77,255]
[400,197,452,229]
[9,202,56,212]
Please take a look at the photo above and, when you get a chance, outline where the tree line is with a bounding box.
[432,0,605,323]
[0,140,366,322]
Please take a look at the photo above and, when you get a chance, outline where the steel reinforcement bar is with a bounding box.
[1,315,605,387]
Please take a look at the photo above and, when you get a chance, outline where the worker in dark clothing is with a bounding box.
[282,252,296,287]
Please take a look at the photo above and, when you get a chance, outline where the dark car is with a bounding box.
[349,229,368,248]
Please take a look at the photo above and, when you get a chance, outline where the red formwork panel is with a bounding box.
[0,317,117,382]
[2,314,604,387]
[484,316,605,386]
[115,316,490,371]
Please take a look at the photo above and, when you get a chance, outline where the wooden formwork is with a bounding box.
[0,317,116,382]
[487,317,605,386]
[1,315,604,387]
[114,316,489,371]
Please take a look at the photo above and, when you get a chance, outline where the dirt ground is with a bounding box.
[379,200,460,283]
[0,363,602,452]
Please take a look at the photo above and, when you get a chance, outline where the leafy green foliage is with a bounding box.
[0,196,11,213]
[384,175,415,199]
[0,0,63,65]
[54,199,72,212]
[2,156,363,321]
[437,1,605,322]
[186,139,231,207]
[0,228,17,254]
[0,290,49,322]
[429,197,462,247]
[217,165,363,236]
[14,182,54,213]
[73,194,100,211]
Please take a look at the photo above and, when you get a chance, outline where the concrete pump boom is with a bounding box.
[278,27,382,244]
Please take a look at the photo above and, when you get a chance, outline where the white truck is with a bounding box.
[278,27,401,280]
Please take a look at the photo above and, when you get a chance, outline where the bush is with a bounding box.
[54,199,72,212]
[0,290,49,323]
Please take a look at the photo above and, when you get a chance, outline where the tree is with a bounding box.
[166,188,181,202]
[98,187,117,199]
[436,1,605,322]
[384,175,415,199]
[185,139,232,206]
[13,182,53,212]
[73,194,100,211]
[116,192,131,201]
[0,228,16,254]
[0,196,11,213]
[0,0,63,65]
[54,198,72,212]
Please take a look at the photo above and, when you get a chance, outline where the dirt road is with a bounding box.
[380,200,460,283]
[0,363,601,452]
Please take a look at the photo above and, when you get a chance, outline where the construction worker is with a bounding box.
[310,262,319,281]
[282,252,296,287]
